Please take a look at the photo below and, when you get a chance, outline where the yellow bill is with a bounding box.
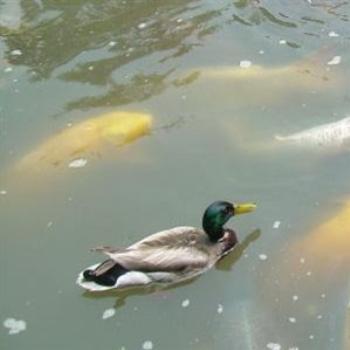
[234,203,257,215]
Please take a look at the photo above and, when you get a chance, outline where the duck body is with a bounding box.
[77,226,237,292]
[77,201,256,292]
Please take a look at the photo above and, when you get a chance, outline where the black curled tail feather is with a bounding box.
[83,259,129,287]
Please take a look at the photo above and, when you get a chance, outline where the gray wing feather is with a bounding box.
[93,259,117,276]
[106,246,209,271]
[78,227,225,291]
[91,245,126,254]
[129,226,198,249]
[99,227,211,272]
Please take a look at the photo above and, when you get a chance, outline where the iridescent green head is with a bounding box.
[202,201,256,241]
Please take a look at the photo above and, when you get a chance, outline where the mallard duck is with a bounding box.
[77,201,256,291]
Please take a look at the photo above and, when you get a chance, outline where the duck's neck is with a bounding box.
[202,220,225,242]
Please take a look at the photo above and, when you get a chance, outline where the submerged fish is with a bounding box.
[288,202,350,345]
[15,111,152,171]
[179,53,342,93]
[296,201,350,263]
[275,116,350,149]
[198,63,326,84]
[174,50,345,111]
[262,201,350,281]
[223,116,350,156]
[256,201,350,349]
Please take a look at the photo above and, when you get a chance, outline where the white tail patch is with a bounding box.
[115,272,152,288]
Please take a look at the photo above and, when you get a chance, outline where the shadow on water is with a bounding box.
[82,229,261,309]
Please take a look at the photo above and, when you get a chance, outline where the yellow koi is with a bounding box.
[15,111,152,171]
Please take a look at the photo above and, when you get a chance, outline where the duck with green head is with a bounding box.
[77,201,256,292]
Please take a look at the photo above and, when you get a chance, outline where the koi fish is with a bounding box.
[15,111,152,171]
[181,56,340,91]
[275,116,350,149]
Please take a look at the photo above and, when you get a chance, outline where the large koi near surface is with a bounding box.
[15,111,152,172]
[177,53,343,93]
[255,201,350,349]
[275,116,350,150]
[222,116,350,156]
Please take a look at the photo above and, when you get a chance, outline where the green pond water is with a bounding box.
[1,0,350,349]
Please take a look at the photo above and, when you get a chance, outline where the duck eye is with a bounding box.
[223,207,230,215]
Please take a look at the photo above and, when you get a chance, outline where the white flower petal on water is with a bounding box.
[109,41,117,47]
[102,308,116,320]
[266,342,281,350]
[3,318,26,335]
[138,22,147,29]
[181,299,190,308]
[11,49,22,56]
[217,304,224,314]
[142,340,153,350]
[273,221,281,229]
[309,334,315,340]
[4,67,13,73]
[0,190,7,195]
[328,31,339,37]
[279,39,287,45]
[9,321,26,334]
[288,317,296,323]
[239,60,252,69]
[292,295,299,302]
[327,56,341,65]
[259,254,268,261]
[4,318,16,328]
[68,158,88,168]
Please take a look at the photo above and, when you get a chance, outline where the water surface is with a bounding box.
[1,1,350,349]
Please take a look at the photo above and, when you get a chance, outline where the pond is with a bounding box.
[1,1,350,349]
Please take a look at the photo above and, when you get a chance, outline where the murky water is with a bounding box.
[1,1,350,349]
